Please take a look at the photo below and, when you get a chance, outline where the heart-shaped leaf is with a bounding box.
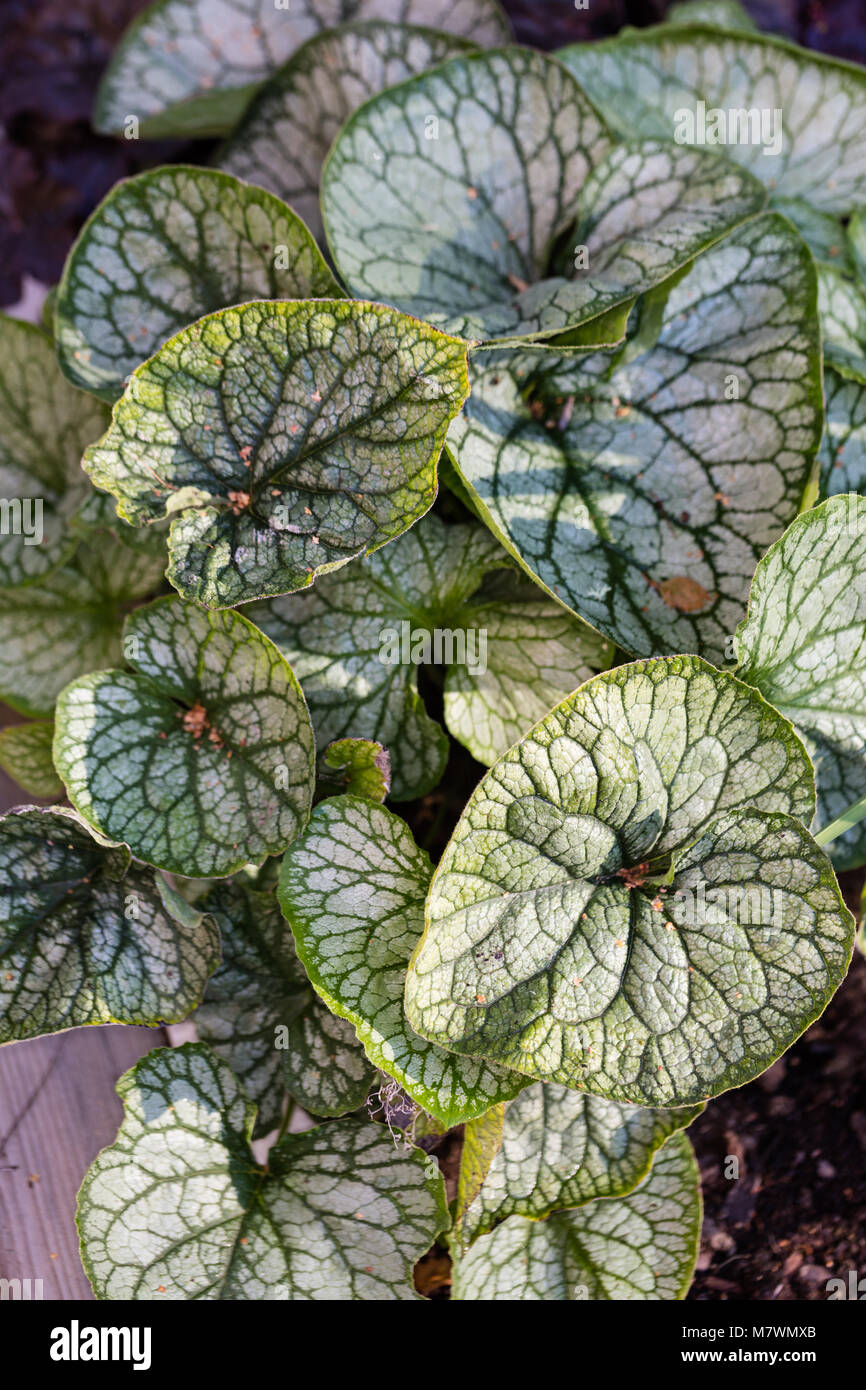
[77,1042,448,1300]
[455,1084,700,1249]
[55,166,343,403]
[0,807,220,1041]
[278,795,528,1127]
[0,722,63,798]
[251,513,610,799]
[322,49,767,344]
[94,0,511,138]
[736,494,866,870]
[0,533,167,717]
[53,596,315,877]
[321,739,391,802]
[452,1130,700,1300]
[0,314,108,589]
[446,213,823,662]
[82,299,470,608]
[406,656,854,1108]
[558,24,866,213]
[194,879,374,1134]
[820,367,866,498]
[219,21,476,241]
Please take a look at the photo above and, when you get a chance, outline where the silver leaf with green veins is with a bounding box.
[0,315,108,588]
[752,201,866,392]
[406,656,854,1108]
[278,795,528,1127]
[55,166,343,402]
[558,25,866,213]
[53,596,315,878]
[0,533,167,717]
[218,21,476,241]
[452,1130,701,1300]
[93,0,510,138]
[0,808,220,1041]
[817,263,866,385]
[194,880,374,1134]
[322,49,767,344]
[321,738,391,802]
[77,1042,449,1300]
[447,213,822,661]
[82,299,470,608]
[819,368,866,498]
[455,1083,701,1249]
[251,513,610,799]
[736,494,866,870]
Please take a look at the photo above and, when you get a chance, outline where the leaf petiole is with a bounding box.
[814,794,866,847]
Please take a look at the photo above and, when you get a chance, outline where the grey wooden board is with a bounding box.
[0,1025,165,1300]
[0,709,165,1302]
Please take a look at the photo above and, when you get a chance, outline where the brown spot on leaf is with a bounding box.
[182,702,208,739]
[656,576,714,613]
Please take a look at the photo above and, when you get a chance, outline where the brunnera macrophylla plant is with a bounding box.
[1,0,865,1303]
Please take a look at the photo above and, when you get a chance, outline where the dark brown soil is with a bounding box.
[689,927,866,1301]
